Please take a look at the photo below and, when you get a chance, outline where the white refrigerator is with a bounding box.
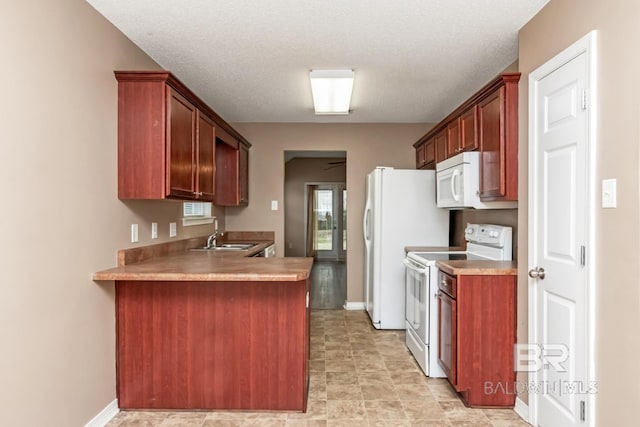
[363,167,449,329]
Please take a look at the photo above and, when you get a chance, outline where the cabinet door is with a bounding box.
[424,138,436,168]
[460,106,478,152]
[215,140,240,206]
[478,88,505,199]
[446,118,461,157]
[415,144,426,169]
[438,290,457,387]
[434,130,448,164]
[196,113,216,201]
[166,89,197,198]
[239,144,249,205]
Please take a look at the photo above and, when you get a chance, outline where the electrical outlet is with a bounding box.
[169,222,177,237]
[271,200,278,211]
[151,222,158,239]
[131,224,139,243]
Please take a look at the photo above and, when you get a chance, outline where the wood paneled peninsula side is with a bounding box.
[93,233,313,412]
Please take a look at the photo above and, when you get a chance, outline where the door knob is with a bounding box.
[528,267,546,279]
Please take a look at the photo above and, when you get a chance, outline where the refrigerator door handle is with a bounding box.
[363,205,371,242]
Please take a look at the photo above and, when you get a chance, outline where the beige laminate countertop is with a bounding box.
[435,260,517,276]
[93,252,313,282]
[93,235,313,282]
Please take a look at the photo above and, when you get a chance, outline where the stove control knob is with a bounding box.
[489,230,499,238]
[465,227,474,235]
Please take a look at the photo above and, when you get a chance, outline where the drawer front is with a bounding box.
[438,271,457,298]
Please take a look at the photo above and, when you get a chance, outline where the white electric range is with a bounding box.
[403,223,513,377]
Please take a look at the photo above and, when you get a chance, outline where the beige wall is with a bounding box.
[519,0,640,422]
[284,157,347,257]
[0,1,219,425]
[227,123,432,301]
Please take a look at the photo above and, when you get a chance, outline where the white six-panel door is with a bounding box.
[529,33,595,427]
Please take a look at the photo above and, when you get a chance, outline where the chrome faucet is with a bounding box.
[206,231,224,248]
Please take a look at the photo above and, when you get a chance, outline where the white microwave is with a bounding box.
[435,152,479,208]
[435,152,517,209]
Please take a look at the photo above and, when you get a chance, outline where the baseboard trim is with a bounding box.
[85,399,119,427]
[514,397,529,423]
[343,301,366,310]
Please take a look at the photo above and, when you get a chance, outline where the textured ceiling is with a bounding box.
[88,0,549,123]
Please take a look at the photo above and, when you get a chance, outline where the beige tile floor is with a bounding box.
[106,310,530,427]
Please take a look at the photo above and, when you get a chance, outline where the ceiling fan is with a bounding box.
[324,160,346,170]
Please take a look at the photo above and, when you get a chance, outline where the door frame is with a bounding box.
[304,182,347,261]
[527,31,597,426]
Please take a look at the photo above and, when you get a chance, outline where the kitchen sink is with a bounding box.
[218,243,256,249]
[190,243,258,251]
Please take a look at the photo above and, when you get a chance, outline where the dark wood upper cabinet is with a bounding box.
[446,118,461,157]
[415,137,436,169]
[445,107,478,159]
[115,71,251,203]
[416,143,427,169]
[413,74,519,202]
[167,89,198,199]
[478,76,519,201]
[459,105,478,153]
[434,130,448,164]
[424,138,436,167]
[478,90,503,199]
[197,113,216,201]
[214,138,249,207]
[239,144,249,205]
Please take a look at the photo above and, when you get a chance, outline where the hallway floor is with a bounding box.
[310,261,346,310]
[106,310,528,426]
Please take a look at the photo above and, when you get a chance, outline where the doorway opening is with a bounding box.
[284,151,347,309]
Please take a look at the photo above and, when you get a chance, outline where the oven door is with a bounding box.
[403,257,429,343]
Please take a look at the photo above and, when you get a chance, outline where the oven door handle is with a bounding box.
[403,258,428,274]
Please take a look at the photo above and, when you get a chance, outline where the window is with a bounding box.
[182,202,214,226]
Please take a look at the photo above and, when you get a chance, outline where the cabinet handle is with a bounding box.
[192,191,203,196]
[441,279,448,286]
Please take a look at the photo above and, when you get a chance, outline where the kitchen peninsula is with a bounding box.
[93,233,313,412]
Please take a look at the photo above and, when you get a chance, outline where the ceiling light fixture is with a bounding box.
[309,69,355,115]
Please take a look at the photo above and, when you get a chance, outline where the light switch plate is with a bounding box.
[169,222,177,237]
[151,222,158,239]
[131,224,139,243]
[271,200,278,211]
[602,179,617,208]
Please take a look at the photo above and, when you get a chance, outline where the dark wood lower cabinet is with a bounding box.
[438,271,516,407]
[437,290,457,384]
[116,279,310,411]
